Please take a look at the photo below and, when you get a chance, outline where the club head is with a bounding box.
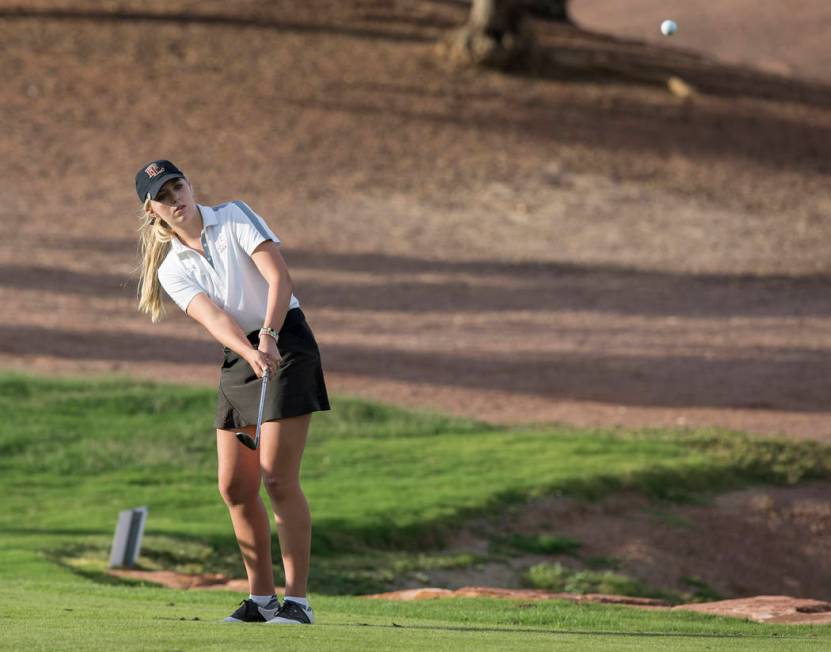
[235,370,269,450]
[235,432,258,450]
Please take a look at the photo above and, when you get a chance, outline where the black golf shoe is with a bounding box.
[223,597,281,623]
[266,600,315,624]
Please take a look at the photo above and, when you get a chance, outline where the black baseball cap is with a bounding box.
[135,159,186,202]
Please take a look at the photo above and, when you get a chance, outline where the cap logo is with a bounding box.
[145,163,165,178]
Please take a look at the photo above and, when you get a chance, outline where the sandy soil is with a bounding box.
[1,2,831,441]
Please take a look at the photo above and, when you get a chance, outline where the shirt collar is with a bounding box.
[170,204,217,256]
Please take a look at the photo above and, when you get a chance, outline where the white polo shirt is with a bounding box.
[157,201,300,333]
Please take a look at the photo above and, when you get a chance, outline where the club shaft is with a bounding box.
[254,370,270,446]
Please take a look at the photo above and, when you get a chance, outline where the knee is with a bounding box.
[218,478,259,506]
[262,472,299,504]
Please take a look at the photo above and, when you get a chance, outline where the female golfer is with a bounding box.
[135,160,329,624]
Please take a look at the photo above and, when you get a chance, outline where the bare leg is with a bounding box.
[259,414,312,597]
[217,428,275,596]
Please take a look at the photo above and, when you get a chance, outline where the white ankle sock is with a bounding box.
[284,595,309,608]
[249,594,276,607]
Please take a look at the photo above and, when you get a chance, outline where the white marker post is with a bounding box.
[108,507,149,568]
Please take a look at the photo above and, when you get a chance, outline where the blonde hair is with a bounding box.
[136,197,174,322]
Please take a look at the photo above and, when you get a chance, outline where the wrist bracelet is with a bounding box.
[259,327,279,344]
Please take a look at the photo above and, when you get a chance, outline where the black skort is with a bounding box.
[215,308,331,429]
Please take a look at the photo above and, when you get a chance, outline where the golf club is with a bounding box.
[235,368,270,450]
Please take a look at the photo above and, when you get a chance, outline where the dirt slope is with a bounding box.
[1,2,831,438]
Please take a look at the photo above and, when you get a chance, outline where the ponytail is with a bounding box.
[136,197,173,322]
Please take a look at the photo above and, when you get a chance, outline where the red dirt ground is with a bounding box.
[2,2,831,439]
[572,0,831,83]
[437,480,831,602]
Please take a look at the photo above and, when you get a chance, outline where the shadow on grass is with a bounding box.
[331,622,803,640]
[12,433,830,595]
[1,527,244,589]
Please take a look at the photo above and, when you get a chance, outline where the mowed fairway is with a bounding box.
[4,582,830,651]
[2,372,830,650]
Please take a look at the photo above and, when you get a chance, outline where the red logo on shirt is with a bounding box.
[145,163,165,178]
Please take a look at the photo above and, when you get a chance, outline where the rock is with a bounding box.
[674,595,831,624]
[580,593,669,607]
[365,588,454,600]
[365,586,669,607]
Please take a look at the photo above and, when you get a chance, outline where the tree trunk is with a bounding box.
[469,0,522,38]
[439,0,533,69]
[530,1,570,23]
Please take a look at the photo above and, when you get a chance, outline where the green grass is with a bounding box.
[3,576,831,651]
[526,562,656,598]
[2,371,831,649]
[523,561,717,605]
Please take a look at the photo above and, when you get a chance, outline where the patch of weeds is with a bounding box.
[0,377,33,399]
[644,508,693,528]
[582,556,622,570]
[492,533,582,556]
[525,561,638,595]
[524,562,680,603]
[49,539,112,576]
[680,576,723,602]
[311,555,392,595]
[692,432,831,486]
[47,540,171,587]
[51,534,246,583]
[138,535,230,575]
[311,551,484,595]
[389,552,481,573]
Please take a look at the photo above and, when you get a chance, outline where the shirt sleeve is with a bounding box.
[157,262,204,313]
[230,200,281,256]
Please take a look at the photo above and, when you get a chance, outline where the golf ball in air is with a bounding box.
[661,19,677,36]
